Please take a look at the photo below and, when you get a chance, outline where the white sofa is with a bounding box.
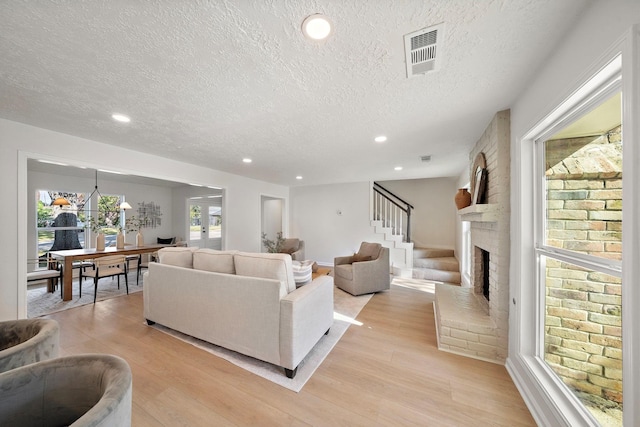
[143,247,334,378]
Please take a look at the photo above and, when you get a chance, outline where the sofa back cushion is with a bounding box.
[157,247,197,268]
[280,238,299,254]
[234,252,297,294]
[357,242,382,260]
[193,249,237,274]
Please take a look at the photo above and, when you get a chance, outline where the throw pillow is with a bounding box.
[352,254,372,263]
[291,260,313,286]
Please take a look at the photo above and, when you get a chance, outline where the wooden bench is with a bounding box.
[27,269,63,294]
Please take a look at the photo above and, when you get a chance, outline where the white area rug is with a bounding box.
[28,271,143,318]
[150,286,372,392]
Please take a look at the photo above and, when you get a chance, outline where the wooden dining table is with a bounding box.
[49,244,171,301]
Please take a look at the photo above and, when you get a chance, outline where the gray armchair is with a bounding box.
[334,242,390,296]
[279,238,305,261]
[0,319,59,373]
[0,354,132,426]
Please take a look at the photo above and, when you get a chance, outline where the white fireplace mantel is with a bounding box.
[458,204,500,222]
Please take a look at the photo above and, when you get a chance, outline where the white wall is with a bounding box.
[455,169,471,286]
[290,182,376,265]
[377,177,458,249]
[509,2,640,425]
[2,118,288,320]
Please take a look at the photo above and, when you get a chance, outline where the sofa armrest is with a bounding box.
[279,275,334,369]
[334,255,353,266]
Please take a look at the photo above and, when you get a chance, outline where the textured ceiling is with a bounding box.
[1,0,589,186]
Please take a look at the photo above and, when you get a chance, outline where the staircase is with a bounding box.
[370,219,414,276]
[412,247,461,284]
[371,182,414,276]
[370,183,460,282]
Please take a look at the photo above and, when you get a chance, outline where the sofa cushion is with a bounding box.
[193,249,237,274]
[234,252,297,294]
[157,247,197,268]
[334,264,353,281]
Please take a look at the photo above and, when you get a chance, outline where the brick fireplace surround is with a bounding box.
[433,110,511,363]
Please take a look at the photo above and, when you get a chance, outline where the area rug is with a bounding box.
[28,272,143,318]
[150,285,372,392]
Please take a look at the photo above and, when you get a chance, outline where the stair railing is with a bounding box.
[373,182,414,242]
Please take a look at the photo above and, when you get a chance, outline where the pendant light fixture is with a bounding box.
[51,197,71,207]
[77,169,131,211]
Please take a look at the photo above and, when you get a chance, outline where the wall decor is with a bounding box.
[137,201,162,228]
[473,167,487,204]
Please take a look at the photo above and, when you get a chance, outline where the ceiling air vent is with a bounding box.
[404,24,443,78]
[421,155,432,162]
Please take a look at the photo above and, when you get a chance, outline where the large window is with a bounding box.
[533,61,623,425]
[36,190,126,262]
[36,190,87,262]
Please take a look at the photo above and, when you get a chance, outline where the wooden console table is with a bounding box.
[49,244,171,301]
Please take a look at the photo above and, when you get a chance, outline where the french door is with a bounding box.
[188,199,222,249]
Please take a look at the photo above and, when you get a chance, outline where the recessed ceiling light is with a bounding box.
[111,113,130,123]
[302,14,332,40]
[374,136,387,143]
[394,166,403,171]
[242,158,252,163]
[296,176,303,180]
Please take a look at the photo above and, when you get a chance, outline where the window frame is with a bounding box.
[511,26,640,427]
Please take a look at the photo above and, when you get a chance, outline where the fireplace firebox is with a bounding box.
[482,249,490,301]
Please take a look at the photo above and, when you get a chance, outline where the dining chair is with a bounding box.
[81,255,128,303]
[136,252,158,286]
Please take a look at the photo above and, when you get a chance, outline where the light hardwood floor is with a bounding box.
[45,282,536,426]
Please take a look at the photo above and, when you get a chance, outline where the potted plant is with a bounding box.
[261,232,286,253]
[125,216,147,246]
[87,217,106,251]
[115,225,125,249]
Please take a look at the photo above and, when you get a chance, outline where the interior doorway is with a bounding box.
[261,196,284,251]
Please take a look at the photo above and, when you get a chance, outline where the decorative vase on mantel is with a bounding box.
[116,231,125,249]
[455,188,472,210]
[136,231,144,247]
[96,233,106,251]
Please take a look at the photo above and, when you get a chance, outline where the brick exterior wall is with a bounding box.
[544,125,622,409]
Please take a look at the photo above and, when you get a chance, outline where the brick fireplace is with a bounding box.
[433,110,510,363]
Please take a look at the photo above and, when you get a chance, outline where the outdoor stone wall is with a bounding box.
[544,125,622,410]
